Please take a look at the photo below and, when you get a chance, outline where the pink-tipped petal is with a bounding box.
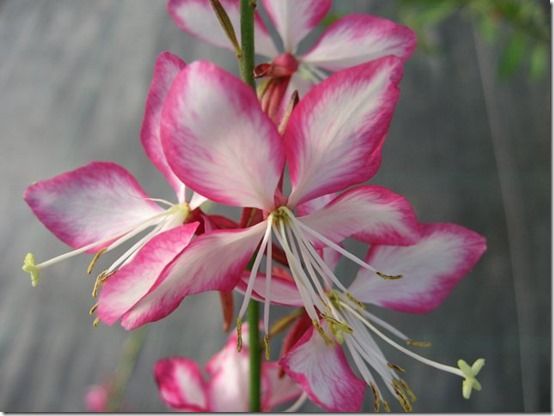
[262,0,332,53]
[168,0,277,57]
[141,52,187,201]
[154,357,209,411]
[97,223,199,325]
[263,362,303,409]
[24,162,163,251]
[303,14,416,71]
[161,61,284,210]
[280,326,365,412]
[237,268,303,307]
[298,185,419,246]
[285,57,404,207]
[120,221,268,329]
[350,223,487,313]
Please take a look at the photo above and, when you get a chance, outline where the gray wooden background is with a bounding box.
[0,0,550,412]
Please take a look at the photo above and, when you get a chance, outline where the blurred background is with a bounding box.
[0,0,550,412]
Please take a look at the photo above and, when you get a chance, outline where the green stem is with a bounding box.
[247,301,262,411]
[239,0,256,89]
[106,328,148,411]
[238,0,262,411]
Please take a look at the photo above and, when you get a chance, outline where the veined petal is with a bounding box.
[24,162,163,251]
[237,268,303,307]
[263,362,303,409]
[205,334,251,412]
[120,221,268,329]
[97,223,199,325]
[141,52,187,201]
[262,0,332,53]
[349,224,487,313]
[298,186,419,246]
[280,326,365,412]
[303,14,416,71]
[168,0,278,57]
[285,57,404,207]
[154,357,209,411]
[161,61,284,210]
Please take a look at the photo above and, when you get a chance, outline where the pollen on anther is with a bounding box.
[376,271,403,280]
[406,339,432,348]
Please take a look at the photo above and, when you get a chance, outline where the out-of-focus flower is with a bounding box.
[154,326,302,412]
[109,57,423,333]
[248,225,486,411]
[85,384,109,412]
[168,0,416,121]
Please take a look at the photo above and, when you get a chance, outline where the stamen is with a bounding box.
[322,313,353,334]
[293,217,397,279]
[387,362,406,373]
[89,303,99,315]
[392,378,413,412]
[278,90,299,134]
[263,334,271,360]
[263,230,272,335]
[92,317,100,327]
[313,320,334,345]
[237,220,272,323]
[369,382,382,412]
[272,223,319,322]
[92,270,114,298]
[376,271,403,280]
[341,301,463,377]
[406,339,432,348]
[236,318,243,352]
[87,248,107,275]
[346,292,366,310]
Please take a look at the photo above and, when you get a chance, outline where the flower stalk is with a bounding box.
[239,0,262,411]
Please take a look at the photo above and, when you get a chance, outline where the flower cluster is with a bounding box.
[23,0,486,412]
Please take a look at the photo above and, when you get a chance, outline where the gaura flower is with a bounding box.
[154,325,303,412]
[168,0,416,121]
[250,224,486,411]
[103,56,424,334]
[21,52,207,306]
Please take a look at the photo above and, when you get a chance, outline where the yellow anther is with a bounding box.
[392,379,413,412]
[399,379,417,403]
[87,248,107,275]
[312,320,334,345]
[89,303,99,315]
[376,271,403,280]
[369,382,382,412]
[92,270,113,298]
[458,358,485,399]
[322,314,353,334]
[22,253,40,287]
[263,334,271,360]
[387,362,406,373]
[382,400,391,412]
[406,339,432,348]
[92,317,100,327]
[346,292,365,309]
[236,318,243,352]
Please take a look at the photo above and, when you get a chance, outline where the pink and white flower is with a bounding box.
[168,0,416,121]
[154,326,303,412]
[261,224,487,411]
[109,57,424,334]
[22,52,206,302]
